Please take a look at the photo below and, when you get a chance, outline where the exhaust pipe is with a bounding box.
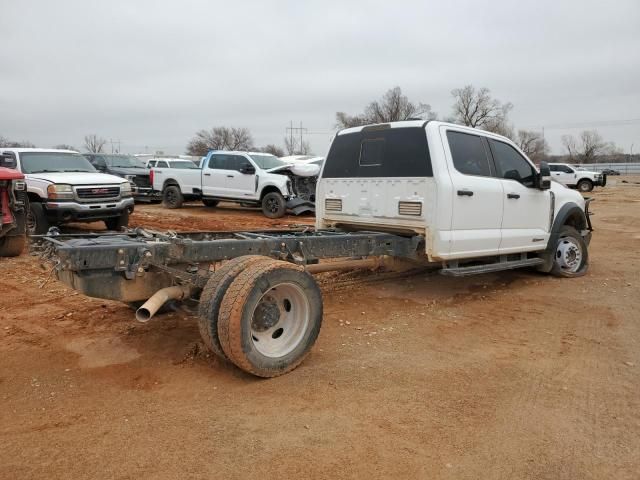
[135,285,193,323]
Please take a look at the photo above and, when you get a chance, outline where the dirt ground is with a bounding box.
[1,179,639,480]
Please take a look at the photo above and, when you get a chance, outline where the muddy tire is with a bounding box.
[217,259,323,377]
[550,226,589,277]
[27,202,50,235]
[261,192,286,219]
[162,185,183,209]
[198,256,272,360]
[202,199,219,208]
[577,179,593,193]
[0,235,26,257]
[104,210,129,231]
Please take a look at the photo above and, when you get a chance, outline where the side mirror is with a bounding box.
[240,164,256,175]
[538,161,551,190]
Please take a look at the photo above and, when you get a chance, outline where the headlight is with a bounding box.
[13,180,26,191]
[120,182,132,196]
[47,184,74,200]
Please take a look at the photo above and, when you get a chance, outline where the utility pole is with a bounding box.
[285,121,307,155]
[109,138,121,154]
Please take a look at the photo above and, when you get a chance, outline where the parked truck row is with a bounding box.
[36,121,594,377]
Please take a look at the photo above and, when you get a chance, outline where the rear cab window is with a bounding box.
[323,126,432,178]
[446,130,493,177]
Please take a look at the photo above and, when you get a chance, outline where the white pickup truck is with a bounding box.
[0,148,134,234]
[39,120,593,377]
[151,151,318,218]
[548,163,606,192]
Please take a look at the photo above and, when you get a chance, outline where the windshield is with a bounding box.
[249,154,286,169]
[105,155,146,168]
[168,161,199,169]
[20,152,96,174]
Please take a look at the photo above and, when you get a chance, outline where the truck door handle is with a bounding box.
[226,175,234,178]
[203,173,211,176]
[507,193,520,199]
[457,190,473,197]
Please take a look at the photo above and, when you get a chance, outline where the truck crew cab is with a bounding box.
[38,121,593,377]
[0,148,134,234]
[548,163,606,192]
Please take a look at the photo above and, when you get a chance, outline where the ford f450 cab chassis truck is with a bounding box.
[34,121,593,377]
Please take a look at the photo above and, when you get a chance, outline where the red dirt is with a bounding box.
[1,180,639,479]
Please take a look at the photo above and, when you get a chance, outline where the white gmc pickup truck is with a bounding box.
[0,148,134,234]
[40,120,594,377]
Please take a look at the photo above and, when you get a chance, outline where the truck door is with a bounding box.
[442,128,504,258]
[202,154,231,197]
[552,164,577,186]
[224,154,257,198]
[487,139,552,253]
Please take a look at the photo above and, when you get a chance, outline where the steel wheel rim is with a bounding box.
[26,210,37,234]
[250,282,310,358]
[267,198,279,213]
[579,183,590,192]
[555,236,583,272]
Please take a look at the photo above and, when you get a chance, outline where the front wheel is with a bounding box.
[577,179,593,192]
[27,202,50,235]
[550,226,589,277]
[162,185,183,209]
[261,192,286,219]
[217,259,323,377]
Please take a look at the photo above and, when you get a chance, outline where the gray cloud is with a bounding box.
[1,0,639,155]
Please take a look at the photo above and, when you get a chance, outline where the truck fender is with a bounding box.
[538,202,588,272]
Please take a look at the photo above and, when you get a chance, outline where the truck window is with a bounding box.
[156,161,168,168]
[323,127,432,178]
[226,155,252,171]
[488,139,536,187]
[549,164,559,172]
[447,131,492,177]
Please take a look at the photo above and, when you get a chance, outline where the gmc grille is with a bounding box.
[398,201,422,216]
[325,198,342,211]
[76,186,120,201]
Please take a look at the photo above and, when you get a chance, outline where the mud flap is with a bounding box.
[286,198,315,215]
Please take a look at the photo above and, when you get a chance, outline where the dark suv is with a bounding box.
[84,154,160,201]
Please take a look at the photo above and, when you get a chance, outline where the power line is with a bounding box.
[522,118,640,130]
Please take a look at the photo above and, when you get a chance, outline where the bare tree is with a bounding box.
[284,136,312,156]
[84,134,106,153]
[54,144,76,151]
[0,136,35,148]
[517,130,549,163]
[335,86,436,129]
[259,144,285,157]
[186,127,254,156]
[562,130,616,163]
[451,85,513,133]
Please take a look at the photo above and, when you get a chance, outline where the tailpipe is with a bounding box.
[136,285,194,323]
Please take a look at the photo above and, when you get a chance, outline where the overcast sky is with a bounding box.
[1,0,639,156]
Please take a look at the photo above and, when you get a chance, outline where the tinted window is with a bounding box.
[168,161,198,169]
[549,164,559,172]
[208,154,224,169]
[208,154,251,171]
[447,131,492,177]
[562,165,574,173]
[156,161,168,168]
[323,126,432,178]
[489,139,536,187]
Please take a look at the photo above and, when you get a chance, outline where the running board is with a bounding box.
[440,258,544,277]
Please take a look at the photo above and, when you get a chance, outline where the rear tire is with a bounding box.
[197,256,271,360]
[577,179,593,192]
[217,259,323,377]
[550,226,589,277]
[162,185,183,209]
[104,210,129,231]
[261,192,286,219]
[27,202,49,235]
[202,199,219,207]
[0,235,26,257]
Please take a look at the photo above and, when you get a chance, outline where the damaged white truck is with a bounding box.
[152,151,319,218]
[36,121,593,377]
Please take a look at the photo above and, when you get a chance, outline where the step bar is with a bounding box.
[440,257,544,277]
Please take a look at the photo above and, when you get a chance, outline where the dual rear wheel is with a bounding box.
[198,256,323,377]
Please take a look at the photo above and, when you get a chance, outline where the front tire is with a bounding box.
[550,226,589,277]
[104,210,130,231]
[0,235,26,257]
[261,192,286,219]
[162,185,183,209]
[217,259,323,377]
[27,202,50,235]
[577,179,593,192]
